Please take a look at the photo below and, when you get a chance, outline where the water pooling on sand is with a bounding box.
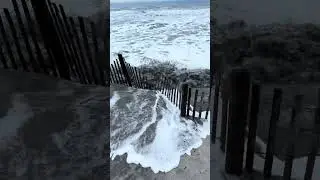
[110,88,210,173]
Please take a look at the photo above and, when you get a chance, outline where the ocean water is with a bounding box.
[110,88,210,173]
[110,1,210,69]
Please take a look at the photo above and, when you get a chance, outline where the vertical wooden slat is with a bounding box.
[131,65,139,88]
[138,67,143,88]
[167,84,171,99]
[60,5,87,82]
[220,74,230,150]
[4,8,28,71]
[167,79,171,97]
[165,78,170,97]
[111,64,120,84]
[163,77,167,95]
[158,76,162,92]
[30,0,70,79]
[114,62,122,84]
[159,76,163,93]
[115,60,124,84]
[205,87,212,119]
[123,62,130,84]
[283,94,304,180]
[90,21,105,85]
[79,17,99,84]
[0,45,8,68]
[0,16,17,69]
[111,68,117,84]
[126,63,134,86]
[187,87,192,116]
[245,82,261,173]
[304,88,320,180]
[170,81,174,101]
[264,88,282,178]
[167,79,171,98]
[129,64,138,87]
[158,77,162,91]
[109,62,116,84]
[134,67,142,88]
[199,92,205,119]
[117,54,132,86]
[212,75,221,143]
[178,83,182,109]
[12,0,39,72]
[171,86,174,102]
[52,3,82,81]
[53,3,85,83]
[175,87,178,106]
[175,86,179,106]
[69,17,91,83]
[164,78,168,94]
[220,98,229,152]
[192,89,199,121]
[225,69,250,176]
[175,88,178,106]
[21,0,50,75]
[109,68,115,84]
[163,77,167,96]
[155,75,160,90]
[173,87,176,104]
[47,2,74,77]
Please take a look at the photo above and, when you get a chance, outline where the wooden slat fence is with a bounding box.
[110,54,211,120]
[182,87,211,121]
[0,0,107,86]
[217,68,320,179]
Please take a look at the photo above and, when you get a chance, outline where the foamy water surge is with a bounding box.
[110,89,210,173]
[110,2,210,69]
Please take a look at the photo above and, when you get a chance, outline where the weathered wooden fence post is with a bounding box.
[12,0,39,73]
[225,68,251,176]
[211,74,220,143]
[283,94,304,180]
[220,73,230,151]
[199,92,205,119]
[187,88,192,116]
[29,0,70,79]
[118,54,132,86]
[304,88,320,180]
[264,88,282,178]
[205,87,211,120]
[219,98,229,152]
[4,8,28,72]
[0,16,18,70]
[245,82,261,173]
[192,89,199,121]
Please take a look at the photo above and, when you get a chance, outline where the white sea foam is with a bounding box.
[110,3,210,69]
[110,91,120,108]
[110,90,210,173]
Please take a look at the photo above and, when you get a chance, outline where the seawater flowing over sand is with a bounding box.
[110,88,210,173]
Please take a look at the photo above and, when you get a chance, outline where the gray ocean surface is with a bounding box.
[0,0,318,23]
